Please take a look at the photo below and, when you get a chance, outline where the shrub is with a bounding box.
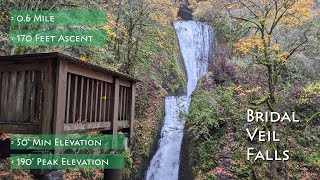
[210,56,239,85]
[295,82,320,125]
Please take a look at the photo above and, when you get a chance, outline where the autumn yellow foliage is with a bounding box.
[232,0,314,64]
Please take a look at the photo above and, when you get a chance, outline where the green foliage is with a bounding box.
[198,139,220,172]
[205,173,216,180]
[80,169,94,179]
[187,85,237,141]
[305,150,320,171]
[187,90,217,141]
[123,150,133,179]
[136,25,186,95]
[298,82,320,105]
[294,82,320,127]
[185,83,239,177]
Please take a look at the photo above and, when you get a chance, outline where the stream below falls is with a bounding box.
[146,21,214,180]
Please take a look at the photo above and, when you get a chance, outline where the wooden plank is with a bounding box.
[72,75,78,123]
[79,76,84,122]
[0,72,8,121]
[22,71,31,123]
[0,123,40,134]
[85,78,89,122]
[118,120,130,128]
[107,83,112,121]
[67,64,113,83]
[65,74,71,123]
[127,89,130,120]
[16,71,25,122]
[119,86,123,121]
[99,81,103,122]
[41,61,55,134]
[34,71,43,123]
[94,80,98,122]
[90,79,94,122]
[7,71,17,122]
[123,87,127,121]
[119,79,131,87]
[130,82,136,145]
[0,72,2,120]
[30,71,36,123]
[53,59,68,134]
[103,82,107,122]
[112,78,120,134]
[64,121,112,133]
[0,63,45,72]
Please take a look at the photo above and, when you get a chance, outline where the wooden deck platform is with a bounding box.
[0,52,138,138]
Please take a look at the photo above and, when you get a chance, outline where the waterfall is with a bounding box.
[146,21,214,180]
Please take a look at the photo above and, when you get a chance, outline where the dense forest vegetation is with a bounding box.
[181,0,320,179]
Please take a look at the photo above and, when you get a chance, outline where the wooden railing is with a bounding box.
[0,52,138,138]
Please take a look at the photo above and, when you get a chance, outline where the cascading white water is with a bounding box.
[146,21,214,180]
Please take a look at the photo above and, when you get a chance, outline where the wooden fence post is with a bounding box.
[104,77,122,180]
[41,60,55,134]
[112,78,120,134]
[130,82,135,146]
[53,59,68,135]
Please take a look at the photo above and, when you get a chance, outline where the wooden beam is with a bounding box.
[72,75,78,123]
[112,78,120,134]
[118,120,130,128]
[16,71,25,122]
[0,63,45,72]
[41,60,55,134]
[67,64,113,83]
[64,122,111,133]
[53,59,68,134]
[119,79,131,87]
[65,74,71,123]
[0,123,39,134]
[130,82,136,145]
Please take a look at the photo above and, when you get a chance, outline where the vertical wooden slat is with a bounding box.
[30,71,36,122]
[16,71,25,122]
[127,88,131,120]
[94,80,98,122]
[72,75,78,123]
[99,81,103,122]
[23,71,31,122]
[41,61,55,134]
[108,83,112,121]
[90,79,94,122]
[103,82,107,122]
[106,83,110,121]
[125,88,130,120]
[65,74,71,123]
[4,72,9,121]
[0,72,3,122]
[7,71,17,122]
[118,86,123,121]
[79,76,84,122]
[0,72,2,120]
[0,72,7,121]
[53,59,68,134]
[85,78,89,122]
[123,87,127,120]
[130,82,136,145]
[34,71,43,123]
[112,79,120,134]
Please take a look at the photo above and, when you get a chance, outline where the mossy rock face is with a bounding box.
[178,130,195,180]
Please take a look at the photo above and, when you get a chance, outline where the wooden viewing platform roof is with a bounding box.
[0,52,139,138]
